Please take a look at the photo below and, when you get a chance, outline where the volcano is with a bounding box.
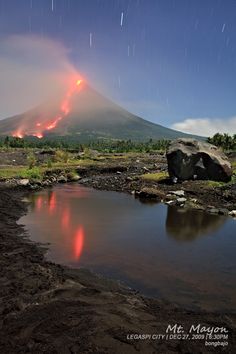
[0,81,196,141]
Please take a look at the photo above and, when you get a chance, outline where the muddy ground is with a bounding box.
[0,151,236,353]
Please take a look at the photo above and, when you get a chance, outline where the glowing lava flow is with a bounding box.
[12,78,83,139]
[45,78,82,133]
[13,131,24,139]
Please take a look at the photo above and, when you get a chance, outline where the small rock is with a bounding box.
[143,166,149,171]
[170,190,185,197]
[218,208,229,216]
[50,176,57,183]
[139,187,166,199]
[57,175,67,183]
[229,210,236,217]
[166,200,175,205]
[18,179,30,186]
[116,171,122,174]
[176,197,187,204]
[67,173,81,182]
[42,180,51,186]
[35,181,42,186]
[208,208,219,214]
[21,197,30,203]
[172,176,178,184]
[29,185,38,190]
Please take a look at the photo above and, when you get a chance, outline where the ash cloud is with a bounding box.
[0,35,79,120]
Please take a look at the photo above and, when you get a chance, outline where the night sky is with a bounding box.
[0,0,236,136]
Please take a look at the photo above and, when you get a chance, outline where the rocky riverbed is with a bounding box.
[0,151,236,353]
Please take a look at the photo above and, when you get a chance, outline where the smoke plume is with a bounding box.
[0,35,79,120]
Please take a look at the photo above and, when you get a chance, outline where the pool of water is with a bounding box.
[20,184,236,312]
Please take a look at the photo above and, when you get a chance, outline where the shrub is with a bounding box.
[27,152,36,169]
[55,150,69,163]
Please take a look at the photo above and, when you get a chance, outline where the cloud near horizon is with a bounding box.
[171,117,236,137]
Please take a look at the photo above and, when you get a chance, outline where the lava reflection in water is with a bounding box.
[74,226,85,260]
[36,196,43,211]
[30,189,86,262]
[62,206,70,229]
[49,192,56,213]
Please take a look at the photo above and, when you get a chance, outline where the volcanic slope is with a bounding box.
[0,83,197,141]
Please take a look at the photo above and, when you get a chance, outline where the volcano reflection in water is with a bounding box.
[21,184,236,312]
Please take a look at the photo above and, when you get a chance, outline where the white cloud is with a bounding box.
[171,117,236,137]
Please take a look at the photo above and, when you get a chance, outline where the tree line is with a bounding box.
[1,133,235,152]
[0,136,170,153]
[207,133,236,151]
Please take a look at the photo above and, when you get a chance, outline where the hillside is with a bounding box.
[0,83,197,141]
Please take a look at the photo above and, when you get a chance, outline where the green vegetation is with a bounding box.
[207,133,236,151]
[0,133,235,185]
[27,152,37,169]
[204,180,227,188]
[0,166,25,179]
[66,170,80,181]
[0,155,103,181]
[46,159,53,168]
[140,171,169,182]
[0,166,42,180]
[0,136,170,153]
[231,161,236,170]
[203,170,236,189]
[21,167,43,180]
[55,150,69,163]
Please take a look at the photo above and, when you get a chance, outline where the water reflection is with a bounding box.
[21,185,236,312]
[36,196,43,211]
[49,191,56,213]
[62,206,70,229]
[166,206,226,241]
[30,189,85,261]
[74,226,84,259]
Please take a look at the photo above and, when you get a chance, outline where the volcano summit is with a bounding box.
[0,80,195,141]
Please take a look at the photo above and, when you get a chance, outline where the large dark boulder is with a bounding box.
[166,138,232,182]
